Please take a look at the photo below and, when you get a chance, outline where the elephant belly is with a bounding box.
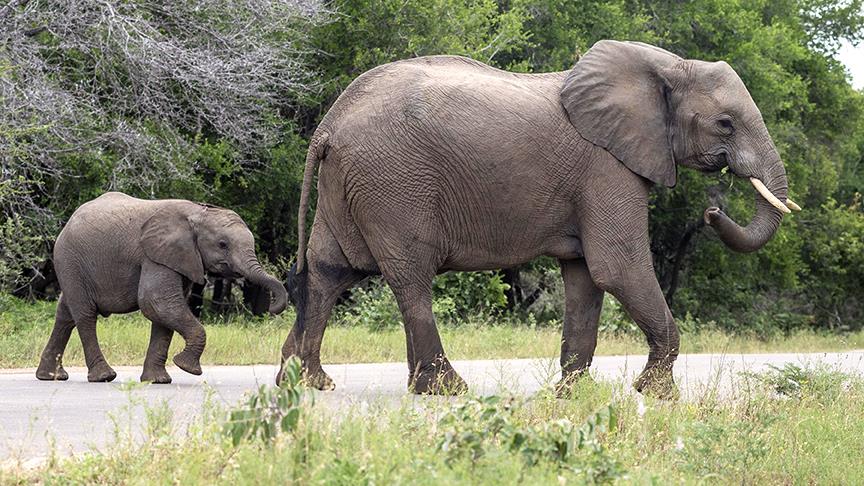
[441,234,583,272]
[93,272,142,316]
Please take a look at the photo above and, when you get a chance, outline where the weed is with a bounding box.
[223,357,307,446]
[744,362,853,401]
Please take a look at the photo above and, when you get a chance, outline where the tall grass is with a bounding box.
[2,295,863,369]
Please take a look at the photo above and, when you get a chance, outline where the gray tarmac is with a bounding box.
[2,351,863,461]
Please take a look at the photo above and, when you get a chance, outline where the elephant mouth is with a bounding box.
[209,261,240,279]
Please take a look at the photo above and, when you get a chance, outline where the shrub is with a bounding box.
[223,357,307,446]
[436,395,624,481]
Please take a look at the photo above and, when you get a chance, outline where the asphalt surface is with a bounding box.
[2,351,863,461]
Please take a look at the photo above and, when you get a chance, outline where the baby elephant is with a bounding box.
[36,192,288,383]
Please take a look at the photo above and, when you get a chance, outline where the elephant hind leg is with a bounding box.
[279,219,366,389]
[380,262,467,396]
[36,295,76,381]
[75,310,116,383]
[556,258,604,397]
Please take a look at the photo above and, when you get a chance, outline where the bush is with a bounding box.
[437,395,624,481]
[0,181,49,293]
[337,272,511,330]
[432,271,511,316]
[223,357,307,446]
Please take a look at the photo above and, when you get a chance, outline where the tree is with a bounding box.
[0,0,328,292]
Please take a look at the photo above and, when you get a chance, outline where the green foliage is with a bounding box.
[223,357,306,446]
[436,396,623,481]
[745,362,852,401]
[0,180,47,292]
[676,413,773,481]
[5,0,864,335]
[338,273,510,330]
[799,197,864,329]
[335,280,403,331]
[433,272,511,316]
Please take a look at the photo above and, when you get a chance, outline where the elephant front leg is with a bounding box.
[139,259,207,376]
[581,193,680,399]
[556,258,604,397]
[140,322,174,384]
[590,262,680,399]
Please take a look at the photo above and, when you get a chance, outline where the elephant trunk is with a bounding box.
[704,154,789,253]
[239,250,288,315]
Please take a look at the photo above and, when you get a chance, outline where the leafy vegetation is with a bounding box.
[3,364,863,484]
[224,358,307,446]
[3,0,864,334]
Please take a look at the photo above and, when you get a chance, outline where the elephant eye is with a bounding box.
[218,240,228,249]
[716,117,734,132]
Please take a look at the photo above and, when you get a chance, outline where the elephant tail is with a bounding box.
[295,132,329,274]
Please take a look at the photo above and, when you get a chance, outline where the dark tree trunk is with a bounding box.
[664,219,705,307]
[502,268,522,311]
[211,279,234,314]
[242,282,271,316]
[188,282,206,317]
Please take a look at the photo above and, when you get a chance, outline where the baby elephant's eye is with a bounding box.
[717,117,734,131]
[218,240,228,249]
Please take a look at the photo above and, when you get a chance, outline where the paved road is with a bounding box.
[2,351,863,461]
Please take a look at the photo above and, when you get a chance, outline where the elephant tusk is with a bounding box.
[750,178,791,214]
[785,198,802,212]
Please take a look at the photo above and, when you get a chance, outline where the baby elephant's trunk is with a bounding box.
[240,251,288,315]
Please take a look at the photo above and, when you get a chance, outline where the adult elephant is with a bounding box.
[278,40,800,397]
[37,192,288,383]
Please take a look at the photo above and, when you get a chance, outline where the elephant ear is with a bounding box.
[140,204,206,284]
[561,40,682,188]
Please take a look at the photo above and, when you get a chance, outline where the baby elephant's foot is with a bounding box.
[87,362,117,383]
[410,357,468,395]
[173,351,203,376]
[140,368,172,384]
[36,361,69,381]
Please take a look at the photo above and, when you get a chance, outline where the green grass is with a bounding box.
[2,295,863,370]
[3,363,863,484]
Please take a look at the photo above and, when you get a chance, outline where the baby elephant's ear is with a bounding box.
[140,205,206,284]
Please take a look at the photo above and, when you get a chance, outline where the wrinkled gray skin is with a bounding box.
[279,41,791,397]
[37,192,288,384]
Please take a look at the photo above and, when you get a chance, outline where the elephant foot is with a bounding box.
[554,370,591,399]
[410,357,468,395]
[301,368,336,391]
[633,362,679,400]
[36,362,69,381]
[173,351,203,376]
[87,363,117,383]
[140,368,172,384]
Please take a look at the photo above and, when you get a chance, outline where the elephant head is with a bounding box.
[560,40,799,253]
[140,203,288,314]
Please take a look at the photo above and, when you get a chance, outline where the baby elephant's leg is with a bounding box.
[140,322,175,383]
[139,259,206,376]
